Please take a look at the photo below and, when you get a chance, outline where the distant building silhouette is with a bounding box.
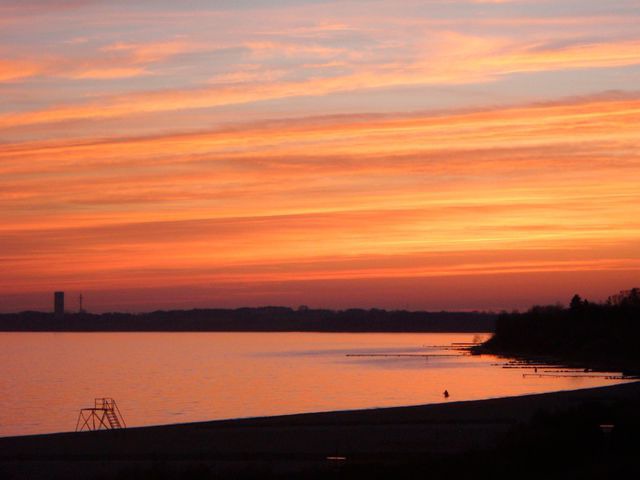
[54,291,65,320]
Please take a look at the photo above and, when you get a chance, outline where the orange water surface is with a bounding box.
[0,332,629,437]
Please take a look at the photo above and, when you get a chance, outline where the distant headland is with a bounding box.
[476,288,640,373]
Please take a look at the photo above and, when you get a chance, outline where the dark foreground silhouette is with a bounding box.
[0,307,495,332]
[476,288,640,373]
[1,382,639,479]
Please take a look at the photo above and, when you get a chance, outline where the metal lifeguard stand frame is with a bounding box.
[76,398,126,432]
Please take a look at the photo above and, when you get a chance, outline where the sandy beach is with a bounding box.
[1,381,638,478]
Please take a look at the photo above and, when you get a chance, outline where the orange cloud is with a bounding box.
[2,93,638,174]
[100,39,203,63]
[0,59,43,82]
[67,67,147,79]
[1,93,639,307]
[2,35,639,129]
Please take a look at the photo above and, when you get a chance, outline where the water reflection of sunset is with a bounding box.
[0,332,630,437]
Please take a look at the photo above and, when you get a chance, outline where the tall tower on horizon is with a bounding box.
[54,291,64,320]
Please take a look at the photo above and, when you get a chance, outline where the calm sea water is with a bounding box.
[0,332,629,437]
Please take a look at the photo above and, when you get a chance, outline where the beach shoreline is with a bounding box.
[1,380,636,441]
[2,381,639,478]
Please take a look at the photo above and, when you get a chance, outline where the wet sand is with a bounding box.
[1,381,639,478]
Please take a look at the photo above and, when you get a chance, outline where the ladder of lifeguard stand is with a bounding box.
[105,408,122,428]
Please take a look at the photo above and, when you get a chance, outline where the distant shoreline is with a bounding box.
[0,307,496,333]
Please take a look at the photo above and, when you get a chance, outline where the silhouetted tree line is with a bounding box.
[480,288,640,372]
[0,307,495,333]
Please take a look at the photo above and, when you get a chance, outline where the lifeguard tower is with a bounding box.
[75,398,126,432]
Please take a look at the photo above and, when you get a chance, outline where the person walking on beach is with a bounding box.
[443,390,449,398]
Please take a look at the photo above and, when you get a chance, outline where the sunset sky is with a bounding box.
[1,0,639,313]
